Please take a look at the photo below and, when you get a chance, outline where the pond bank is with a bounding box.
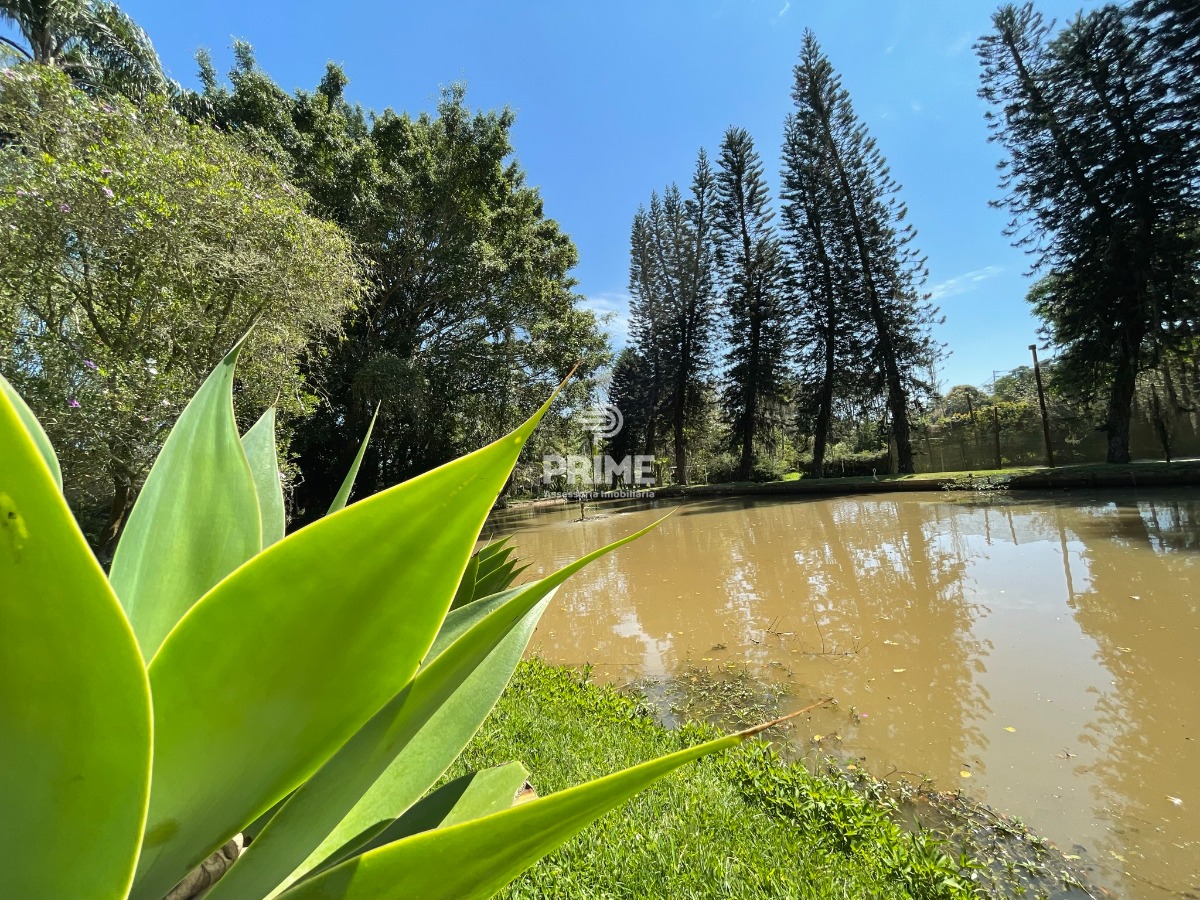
[500,460,1200,510]
[650,459,1200,499]
[453,659,1094,899]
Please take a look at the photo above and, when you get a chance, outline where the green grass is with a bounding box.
[450,660,979,900]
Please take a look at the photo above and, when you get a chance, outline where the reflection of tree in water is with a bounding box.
[792,498,991,778]
[1063,496,1200,892]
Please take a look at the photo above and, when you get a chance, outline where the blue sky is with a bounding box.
[23,0,1101,389]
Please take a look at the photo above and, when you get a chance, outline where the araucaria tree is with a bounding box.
[978,3,1200,462]
[782,31,937,474]
[714,127,789,481]
[781,39,867,478]
[1131,0,1200,137]
[624,150,718,482]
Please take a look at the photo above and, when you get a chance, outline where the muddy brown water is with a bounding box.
[488,489,1200,900]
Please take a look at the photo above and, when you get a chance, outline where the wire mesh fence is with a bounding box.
[912,405,1200,473]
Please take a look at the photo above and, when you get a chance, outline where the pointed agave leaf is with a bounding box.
[475,535,511,561]
[242,407,286,547]
[0,389,152,897]
[205,523,658,900]
[0,370,62,490]
[474,540,515,582]
[130,395,558,900]
[327,403,380,515]
[347,763,529,856]
[473,558,524,599]
[450,538,522,610]
[449,552,480,609]
[280,729,759,900]
[109,340,262,659]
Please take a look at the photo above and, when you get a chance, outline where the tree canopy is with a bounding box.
[0,0,165,96]
[978,2,1200,462]
[0,66,363,545]
[185,50,609,515]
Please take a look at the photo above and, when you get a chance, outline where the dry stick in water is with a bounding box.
[737,698,836,739]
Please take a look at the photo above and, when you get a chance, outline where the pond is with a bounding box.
[489,488,1200,900]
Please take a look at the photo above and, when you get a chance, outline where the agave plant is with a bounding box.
[0,341,778,900]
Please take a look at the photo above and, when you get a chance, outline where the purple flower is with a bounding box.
[102,187,114,199]
[68,399,80,408]
[100,167,112,175]
[59,203,70,213]
[83,359,97,370]
[14,189,27,196]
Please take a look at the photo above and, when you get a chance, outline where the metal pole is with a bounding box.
[992,405,1002,469]
[1029,344,1056,468]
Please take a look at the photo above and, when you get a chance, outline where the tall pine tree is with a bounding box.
[714,127,789,481]
[1131,0,1200,140]
[624,151,719,482]
[627,203,668,458]
[783,31,937,473]
[979,4,1200,462]
[782,38,868,477]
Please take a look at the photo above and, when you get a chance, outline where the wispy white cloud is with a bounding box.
[946,32,974,56]
[929,265,1004,300]
[580,291,631,349]
[911,101,923,114]
[776,1,791,19]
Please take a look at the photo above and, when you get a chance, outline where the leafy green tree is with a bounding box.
[783,31,937,474]
[714,127,790,481]
[190,50,608,514]
[0,66,362,547]
[1134,342,1198,461]
[0,0,165,96]
[942,385,990,420]
[979,4,1200,462]
[991,365,1038,404]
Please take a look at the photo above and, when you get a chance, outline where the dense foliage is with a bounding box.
[0,66,362,547]
[978,2,1200,462]
[182,49,609,517]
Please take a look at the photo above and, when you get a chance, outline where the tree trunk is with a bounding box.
[810,333,836,479]
[738,319,760,482]
[1150,385,1172,462]
[98,467,136,560]
[887,367,916,473]
[1105,346,1138,464]
[673,338,690,484]
[672,397,688,485]
[738,390,755,482]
